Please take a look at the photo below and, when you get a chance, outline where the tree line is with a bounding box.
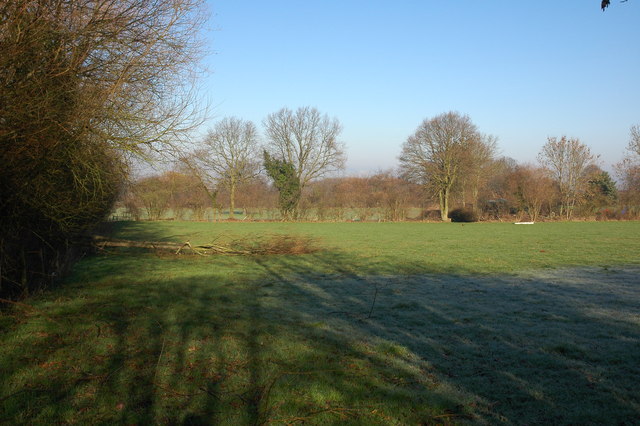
[122,110,639,223]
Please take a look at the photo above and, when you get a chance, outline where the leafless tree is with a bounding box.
[191,117,261,215]
[628,125,640,157]
[457,135,498,210]
[399,111,482,221]
[615,125,640,213]
[133,175,173,220]
[508,165,557,222]
[263,107,346,191]
[0,0,208,298]
[538,136,597,219]
[233,176,277,219]
[366,171,417,221]
[615,160,640,212]
[127,171,210,220]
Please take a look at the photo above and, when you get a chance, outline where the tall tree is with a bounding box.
[263,107,346,194]
[399,111,482,221]
[628,125,640,157]
[0,0,207,298]
[615,124,640,211]
[616,160,640,210]
[458,135,498,210]
[538,136,597,219]
[192,117,260,215]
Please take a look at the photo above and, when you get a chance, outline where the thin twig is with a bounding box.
[98,366,122,386]
[153,336,166,382]
[367,282,379,319]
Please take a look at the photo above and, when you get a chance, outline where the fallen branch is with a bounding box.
[91,236,183,251]
[88,235,318,256]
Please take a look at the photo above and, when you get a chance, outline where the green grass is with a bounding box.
[1,221,639,424]
[108,220,640,274]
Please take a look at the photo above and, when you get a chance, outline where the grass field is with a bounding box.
[1,221,639,424]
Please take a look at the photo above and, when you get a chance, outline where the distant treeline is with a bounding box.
[120,159,637,223]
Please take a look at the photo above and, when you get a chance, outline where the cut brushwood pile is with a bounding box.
[90,235,317,256]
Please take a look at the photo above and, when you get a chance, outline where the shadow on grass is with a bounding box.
[100,221,194,243]
[253,253,640,424]
[1,247,639,424]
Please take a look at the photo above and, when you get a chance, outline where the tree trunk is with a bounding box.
[460,178,466,207]
[472,175,480,211]
[229,183,236,219]
[439,188,450,221]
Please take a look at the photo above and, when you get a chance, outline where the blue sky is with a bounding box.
[201,1,640,174]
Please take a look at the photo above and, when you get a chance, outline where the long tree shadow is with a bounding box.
[1,246,639,424]
[252,252,640,424]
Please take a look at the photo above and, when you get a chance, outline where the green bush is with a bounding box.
[448,208,478,222]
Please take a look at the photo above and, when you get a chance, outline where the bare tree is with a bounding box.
[457,135,498,210]
[133,175,173,220]
[192,117,260,215]
[0,0,207,298]
[399,112,482,221]
[367,171,416,221]
[263,106,346,191]
[615,125,640,213]
[628,125,640,157]
[508,165,557,222]
[538,136,597,219]
[127,170,210,220]
[615,160,640,212]
[233,176,277,219]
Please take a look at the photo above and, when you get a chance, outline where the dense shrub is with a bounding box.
[595,208,616,221]
[1,0,206,300]
[448,208,478,222]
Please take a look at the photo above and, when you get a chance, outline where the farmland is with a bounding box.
[1,221,639,424]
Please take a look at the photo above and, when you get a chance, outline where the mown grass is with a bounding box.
[1,221,639,424]
[109,220,640,274]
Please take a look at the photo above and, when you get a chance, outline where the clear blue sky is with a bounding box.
[201,1,640,175]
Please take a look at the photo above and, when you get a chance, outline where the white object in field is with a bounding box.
[514,221,535,225]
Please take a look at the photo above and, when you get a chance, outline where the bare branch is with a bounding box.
[538,136,597,219]
[399,112,482,220]
[263,107,346,189]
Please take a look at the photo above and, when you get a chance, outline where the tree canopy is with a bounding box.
[399,112,484,221]
[190,117,260,214]
[263,107,346,189]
